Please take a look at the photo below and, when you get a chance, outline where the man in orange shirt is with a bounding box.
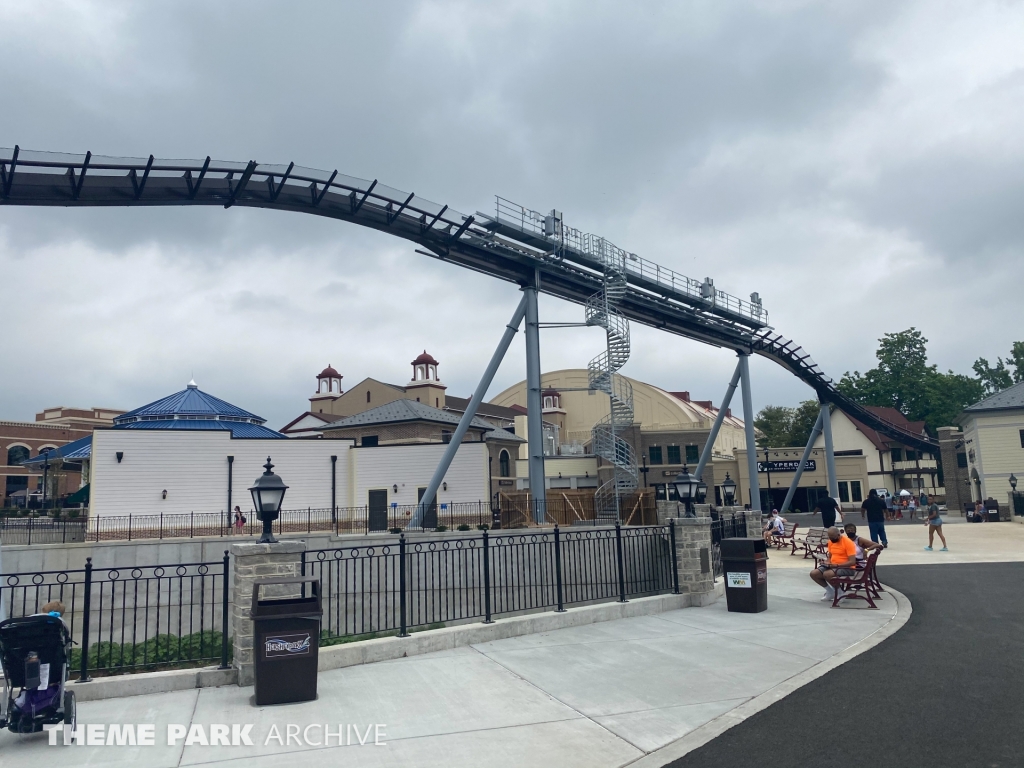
[809,526,858,601]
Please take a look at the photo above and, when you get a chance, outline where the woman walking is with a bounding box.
[924,501,947,551]
[233,505,246,534]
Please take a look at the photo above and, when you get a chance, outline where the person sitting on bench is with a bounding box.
[843,523,882,569]
[809,527,858,602]
[763,509,785,543]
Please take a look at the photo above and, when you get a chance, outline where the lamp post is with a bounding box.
[722,472,737,506]
[1011,474,1018,492]
[639,455,649,488]
[41,449,52,510]
[673,465,699,517]
[249,457,288,544]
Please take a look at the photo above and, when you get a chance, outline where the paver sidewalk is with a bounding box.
[0,569,900,767]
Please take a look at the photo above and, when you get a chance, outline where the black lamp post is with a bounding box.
[697,479,708,504]
[41,449,52,510]
[249,457,288,544]
[722,472,737,506]
[673,465,699,517]
[1010,474,1018,492]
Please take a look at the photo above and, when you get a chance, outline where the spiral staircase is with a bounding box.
[584,237,639,521]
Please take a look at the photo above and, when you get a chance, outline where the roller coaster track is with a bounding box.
[0,147,937,453]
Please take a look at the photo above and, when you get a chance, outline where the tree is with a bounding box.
[1007,341,1024,384]
[754,406,794,448]
[753,400,822,447]
[839,327,990,434]
[972,357,1013,395]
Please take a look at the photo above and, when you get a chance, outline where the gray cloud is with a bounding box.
[1,0,1022,429]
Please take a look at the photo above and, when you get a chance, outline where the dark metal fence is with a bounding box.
[1,497,662,544]
[0,554,229,679]
[303,523,677,640]
[710,512,747,580]
[0,517,87,544]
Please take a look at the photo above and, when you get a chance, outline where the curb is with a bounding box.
[625,583,912,768]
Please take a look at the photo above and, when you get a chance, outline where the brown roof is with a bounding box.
[846,406,928,451]
[317,365,341,379]
[412,350,439,366]
[445,396,521,421]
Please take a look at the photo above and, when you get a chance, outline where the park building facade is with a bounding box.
[489,370,748,504]
[2,406,125,507]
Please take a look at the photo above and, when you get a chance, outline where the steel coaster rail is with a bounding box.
[0,146,936,452]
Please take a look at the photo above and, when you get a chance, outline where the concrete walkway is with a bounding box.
[0,569,902,767]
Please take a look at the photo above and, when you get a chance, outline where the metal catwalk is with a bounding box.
[0,146,936,454]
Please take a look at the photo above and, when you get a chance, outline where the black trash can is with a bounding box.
[721,537,768,613]
[250,576,323,706]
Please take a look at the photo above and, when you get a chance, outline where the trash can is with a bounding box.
[721,538,768,613]
[250,576,323,706]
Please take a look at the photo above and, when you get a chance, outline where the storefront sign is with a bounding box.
[757,459,815,473]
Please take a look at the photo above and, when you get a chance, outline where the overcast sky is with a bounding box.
[2,0,1022,430]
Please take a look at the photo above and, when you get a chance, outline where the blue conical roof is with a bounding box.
[112,381,284,439]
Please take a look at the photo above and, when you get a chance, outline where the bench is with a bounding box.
[830,549,882,609]
[798,527,828,560]
[767,521,798,554]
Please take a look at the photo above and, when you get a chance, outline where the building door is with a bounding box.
[368,489,389,532]
[418,487,438,529]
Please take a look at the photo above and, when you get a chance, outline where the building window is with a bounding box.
[957,452,968,468]
[667,445,681,465]
[685,444,699,463]
[1020,429,1024,448]
[838,481,850,503]
[543,396,553,408]
[441,430,452,444]
[649,446,663,465]
[362,436,378,447]
[499,450,510,477]
[891,448,903,462]
[366,391,371,403]
[6,445,30,466]
[851,481,863,502]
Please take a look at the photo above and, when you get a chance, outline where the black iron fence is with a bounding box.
[710,512,748,580]
[303,523,677,640]
[0,497,664,544]
[0,555,229,679]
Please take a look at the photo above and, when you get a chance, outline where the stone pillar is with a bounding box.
[744,509,762,539]
[937,427,967,516]
[670,513,715,603]
[230,540,306,686]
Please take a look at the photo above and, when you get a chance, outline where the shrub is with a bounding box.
[476,523,489,531]
[389,527,402,534]
[456,524,471,531]
[70,631,231,675]
[434,525,447,532]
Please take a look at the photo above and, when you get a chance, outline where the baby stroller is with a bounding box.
[0,614,77,739]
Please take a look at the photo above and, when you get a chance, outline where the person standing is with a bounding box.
[924,502,948,550]
[861,489,889,547]
[815,494,839,529]
[884,492,894,521]
[233,505,246,534]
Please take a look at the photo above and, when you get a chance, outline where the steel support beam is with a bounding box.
[738,352,761,511]
[778,411,824,514]
[524,274,546,523]
[694,358,743,482]
[413,295,528,527]
[820,402,839,499]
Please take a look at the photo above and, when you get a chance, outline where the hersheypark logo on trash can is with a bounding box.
[264,633,311,658]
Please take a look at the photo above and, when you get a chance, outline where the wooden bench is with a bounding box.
[830,549,882,609]
[798,527,828,559]
[767,521,798,554]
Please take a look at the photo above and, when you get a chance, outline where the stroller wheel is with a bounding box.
[63,690,76,743]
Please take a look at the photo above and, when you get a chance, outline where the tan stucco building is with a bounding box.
[489,369,749,500]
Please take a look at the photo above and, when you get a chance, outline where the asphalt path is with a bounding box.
[667,562,1023,768]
